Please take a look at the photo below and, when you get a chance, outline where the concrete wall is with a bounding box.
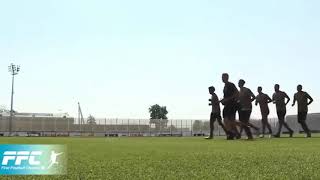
[0,116,74,132]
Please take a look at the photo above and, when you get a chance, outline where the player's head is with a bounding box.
[274,84,280,92]
[258,86,262,93]
[222,73,229,83]
[208,86,215,94]
[238,79,245,88]
[297,84,303,92]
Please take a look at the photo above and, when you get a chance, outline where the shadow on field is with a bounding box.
[278,136,320,139]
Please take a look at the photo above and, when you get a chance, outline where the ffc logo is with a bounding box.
[2,151,42,166]
[0,145,66,175]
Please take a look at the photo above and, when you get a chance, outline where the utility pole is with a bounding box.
[8,63,20,136]
[78,102,85,134]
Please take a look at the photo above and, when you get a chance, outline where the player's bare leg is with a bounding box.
[205,113,214,139]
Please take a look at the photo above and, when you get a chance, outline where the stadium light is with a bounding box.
[8,63,20,136]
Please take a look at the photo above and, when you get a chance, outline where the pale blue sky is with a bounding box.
[0,0,319,119]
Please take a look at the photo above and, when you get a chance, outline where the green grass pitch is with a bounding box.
[0,136,320,180]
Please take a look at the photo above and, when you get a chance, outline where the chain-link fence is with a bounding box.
[0,115,285,137]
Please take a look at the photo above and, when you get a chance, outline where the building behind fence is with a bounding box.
[0,113,319,137]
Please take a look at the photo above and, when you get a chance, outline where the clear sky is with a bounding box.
[0,0,319,120]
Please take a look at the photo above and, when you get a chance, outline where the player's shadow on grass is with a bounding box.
[273,135,320,139]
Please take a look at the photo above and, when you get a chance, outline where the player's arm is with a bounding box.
[292,94,297,107]
[267,95,272,103]
[221,94,238,104]
[284,93,290,105]
[214,95,221,106]
[221,85,239,104]
[307,93,314,105]
[226,87,239,103]
[208,93,215,106]
[272,94,276,104]
[250,90,256,102]
[255,98,259,106]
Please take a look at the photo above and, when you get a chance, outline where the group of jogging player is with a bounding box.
[207,73,314,140]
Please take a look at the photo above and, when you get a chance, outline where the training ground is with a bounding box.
[1,136,320,180]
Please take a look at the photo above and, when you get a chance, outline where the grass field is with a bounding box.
[0,136,320,180]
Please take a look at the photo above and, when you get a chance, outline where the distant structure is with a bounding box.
[286,113,320,133]
[78,102,85,131]
[8,63,21,135]
[0,111,150,137]
[0,111,74,136]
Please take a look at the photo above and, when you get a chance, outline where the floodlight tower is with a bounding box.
[8,63,20,136]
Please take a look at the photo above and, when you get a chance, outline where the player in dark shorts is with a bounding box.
[220,73,240,140]
[292,85,313,138]
[255,86,273,138]
[205,86,227,139]
[272,84,294,138]
[237,79,255,140]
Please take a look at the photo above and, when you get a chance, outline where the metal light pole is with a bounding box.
[8,63,20,136]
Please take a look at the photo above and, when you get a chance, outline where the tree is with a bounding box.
[0,105,17,114]
[202,121,210,132]
[87,114,96,125]
[0,106,9,113]
[149,104,168,129]
[192,120,203,132]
